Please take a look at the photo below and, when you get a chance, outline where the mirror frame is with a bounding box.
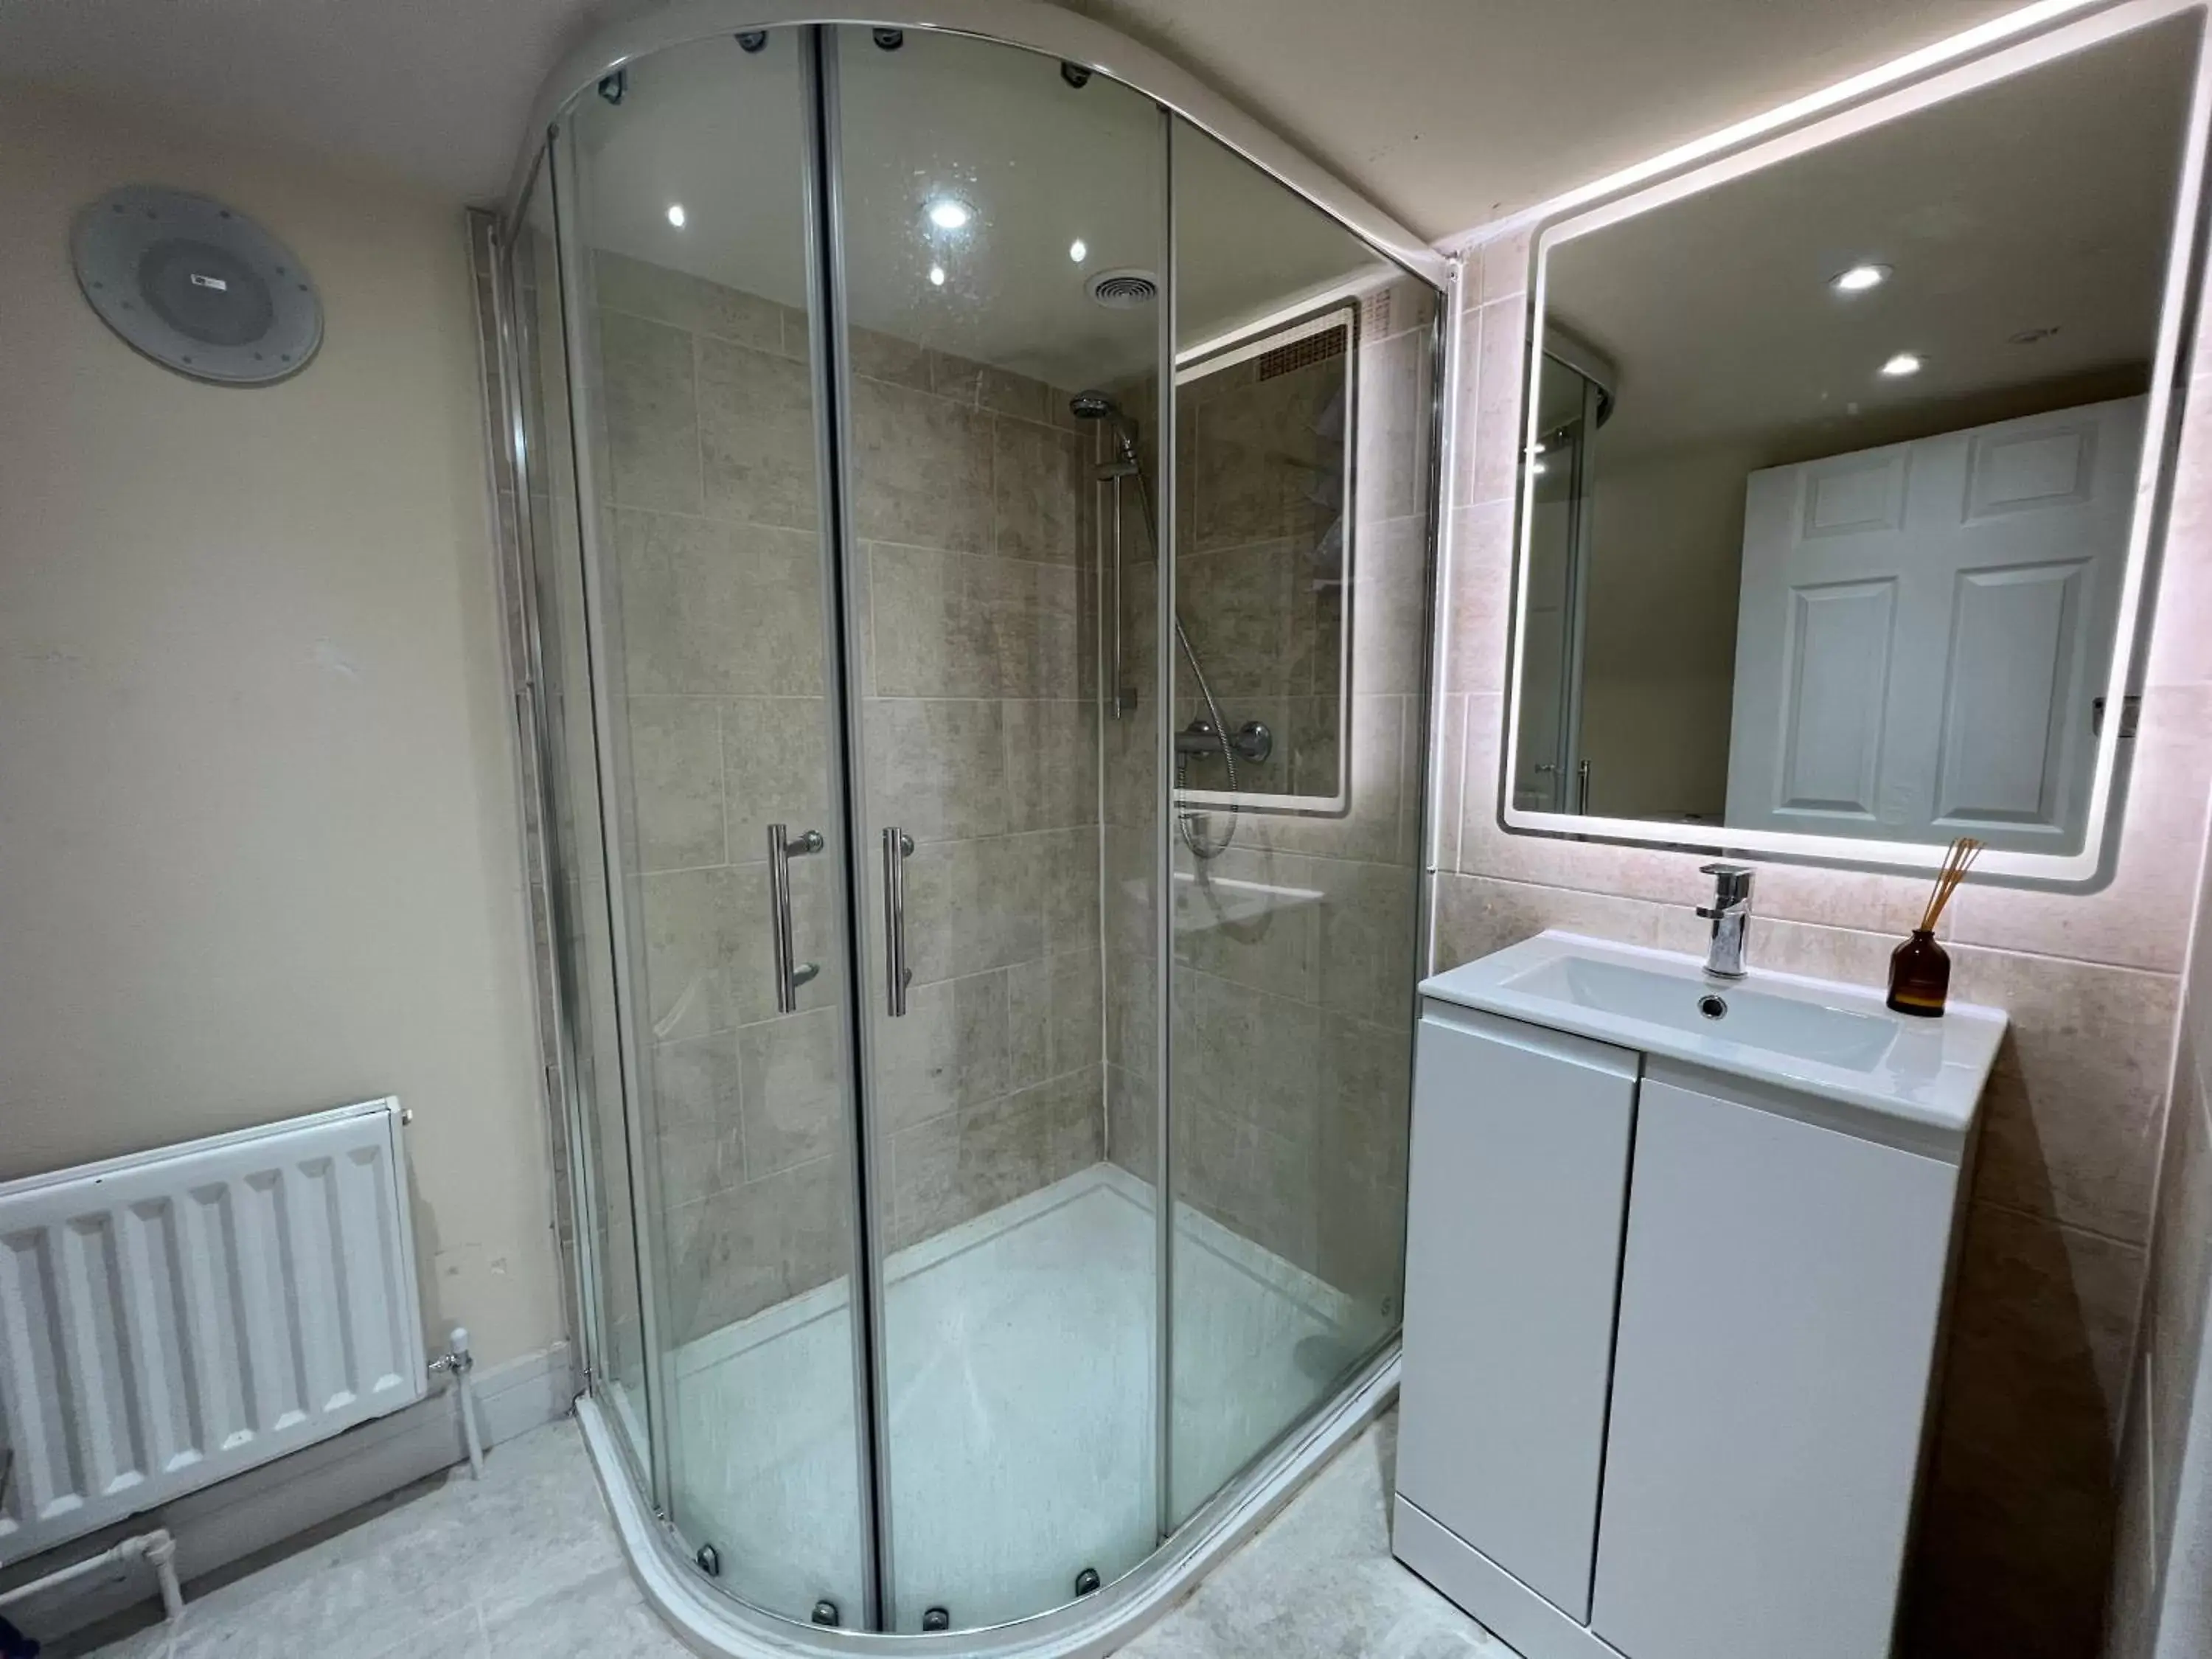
[1498,0,2212,882]
[1175,296,1360,814]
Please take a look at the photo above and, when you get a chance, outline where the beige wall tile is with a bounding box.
[849,327,931,389]
[597,310,699,514]
[867,542,997,699]
[866,698,1008,842]
[901,833,1046,983]
[887,1066,1102,1250]
[721,698,832,860]
[1446,501,1513,696]
[2142,1035,2212,1542]
[697,335,820,532]
[594,250,788,352]
[737,1006,844,1178]
[1004,700,1102,834]
[1105,1062,1158,1183]
[650,1034,742,1209]
[1432,870,1675,967]
[1908,1202,2143,1659]
[1172,970,1324,1150]
[991,417,1082,563]
[625,696,725,872]
[977,364,1049,425]
[614,512,824,698]
[1948,684,2212,973]
[1464,298,1528,509]
[1358,326,1439,524]
[2143,368,2212,689]
[639,858,834,1039]
[1950,947,2178,1245]
[1475,227,1534,307]
[1177,852,1321,1002]
[851,376,992,551]
[876,968,1010,1133]
[663,1153,850,1339]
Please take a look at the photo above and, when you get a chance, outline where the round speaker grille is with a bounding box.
[72,186,321,384]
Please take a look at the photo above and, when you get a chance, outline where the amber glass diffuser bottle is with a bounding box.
[1889,838,1980,1018]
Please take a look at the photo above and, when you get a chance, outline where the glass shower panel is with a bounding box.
[559,30,869,1622]
[829,26,1165,1632]
[1166,117,1436,1524]
[510,173,654,1481]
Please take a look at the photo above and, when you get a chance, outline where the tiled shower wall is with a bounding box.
[585,250,1103,1346]
[1439,233,2212,1658]
[1105,277,1438,1322]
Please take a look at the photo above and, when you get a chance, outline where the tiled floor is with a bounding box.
[76,1408,1504,1659]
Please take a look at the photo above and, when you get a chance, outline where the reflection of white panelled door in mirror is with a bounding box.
[1728,397,2138,846]
[1500,0,2212,881]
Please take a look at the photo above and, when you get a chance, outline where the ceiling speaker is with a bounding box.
[72,186,322,385]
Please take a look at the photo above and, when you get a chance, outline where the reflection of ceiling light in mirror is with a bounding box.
[1879,352,1923,378]
[1831,262,1890,293]
[1531,460,1548,475]
[926,198,971,230]
[666,204,686,228]
[1532,440,1548,453]
[1069,238,1087,263]
[928,264,946,287]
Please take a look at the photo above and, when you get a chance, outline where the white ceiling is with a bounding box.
[0,0,2055,240]
[1545,11,2196,465]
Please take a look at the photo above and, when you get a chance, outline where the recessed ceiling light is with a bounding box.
[926,198,971,231]
[1532,439,1548,454]
[666,204,687,229]
[1069,238,1088,263]
[928,264,947,287]
[1831,262,1890,293]
[1879,352,1923,378]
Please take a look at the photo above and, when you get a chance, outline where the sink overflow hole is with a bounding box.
[1698,994,1729,1020]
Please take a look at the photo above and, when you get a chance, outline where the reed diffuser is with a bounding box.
[1888,837,1980,1017]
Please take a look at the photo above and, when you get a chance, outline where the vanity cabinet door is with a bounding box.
[1398,1006,1638,1621]
[1590,1074,1957,1659]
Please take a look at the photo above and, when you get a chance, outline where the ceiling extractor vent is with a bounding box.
[1088,268,1158,308]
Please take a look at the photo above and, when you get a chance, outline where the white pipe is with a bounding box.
[454,1326,484,1481]
[0,1526,184,1624]
[429,1325,484,1480]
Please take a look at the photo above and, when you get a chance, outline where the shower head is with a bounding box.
[1068,390,1119,420]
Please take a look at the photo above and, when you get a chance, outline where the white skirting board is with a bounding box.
[0,1340,574,1640]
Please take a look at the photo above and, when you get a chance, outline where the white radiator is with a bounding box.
[0,1099,426,1561]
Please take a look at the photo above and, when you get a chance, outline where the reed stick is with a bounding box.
[1919,835,1982,932]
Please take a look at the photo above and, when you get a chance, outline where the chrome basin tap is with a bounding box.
[1697,863,1756,979]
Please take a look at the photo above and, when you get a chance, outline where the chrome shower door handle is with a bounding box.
[766,823,824,1015]
[881,827,914,1018]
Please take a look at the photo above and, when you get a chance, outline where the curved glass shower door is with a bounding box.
[507,12,1441,1644]
[558,28,872,1623]
[830,24,1166,1631]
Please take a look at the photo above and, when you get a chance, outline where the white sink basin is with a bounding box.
[1420,931,2006,1141]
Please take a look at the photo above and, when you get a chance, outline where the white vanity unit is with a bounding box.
[1392,931,2007,1659]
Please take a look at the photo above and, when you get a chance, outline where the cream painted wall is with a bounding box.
[1576,439,1756,821]
[0,84,560,1368]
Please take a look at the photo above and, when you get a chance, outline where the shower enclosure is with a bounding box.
[487,4,1444,1649]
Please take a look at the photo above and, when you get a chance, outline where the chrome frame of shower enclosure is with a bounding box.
[485,3,1451,1653]
[497,1,1446,289]
[546,118,684,1522]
